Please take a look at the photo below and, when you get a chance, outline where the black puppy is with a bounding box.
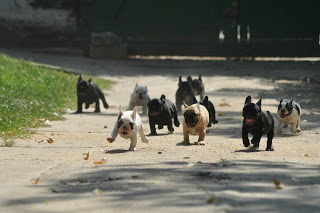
[76,75,109,113]
[242,96,274,151]
[148,95,180,135]
[193,96,218,127]
[175,76,195,113]
[187,75,205,100]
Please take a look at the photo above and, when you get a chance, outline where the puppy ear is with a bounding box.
[203,96,209,104]
[187,76,192,84]
[135,83,138,88]
[245,96,252,104]
[131,107,137,121]
[183,101,189,109]
[193,96,198,104]
[256,97,262,108]
[145,86,148,92]
[279,98,283,103]
[119,106,124,116]
[160,95,166,102]
[199,74,202,81]
[179,76,182,86]
[197,103,201,111]
[78,75,82,81]
[88,78,92,83]
[289,99,293,105]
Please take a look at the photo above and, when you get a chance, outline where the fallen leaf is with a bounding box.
[219,102,231,107]
[33,178,40,184]
[47,138,54,143]
[50,188,58,193]
[93,161,103,164]
[104,125,108,128]
[206,197,215,203]
[83,152,89,160]
[157,151,162,154]
[304,153,309,157]
[44,200,50,204]
[217,112,224,116]
[273,179,283,189]
[92,188,104,195]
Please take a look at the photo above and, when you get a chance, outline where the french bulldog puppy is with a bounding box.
[148,95,180,135]
[76,75,109,113]
[187,75,205,99]
[242,96,274,151]
[128,83,150,114]
[176,76,195,113]
[182,102,209,145]
[193,96,218,127]
[107,107,149,151]
[277,99,302,134]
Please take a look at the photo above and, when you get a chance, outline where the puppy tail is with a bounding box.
[96,87,109,109]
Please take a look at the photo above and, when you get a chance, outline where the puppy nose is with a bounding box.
[281,109,285,112]
[123,126,128,130]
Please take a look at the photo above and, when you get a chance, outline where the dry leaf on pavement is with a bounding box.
[83,152,89,160]
[219,102,231,107]
[273,179,283,189]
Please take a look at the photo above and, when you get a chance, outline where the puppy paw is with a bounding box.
[94,109,101,113]
[75,110,83,113]
[213,119,219,124]
[107,137,115,143]
[149,132,157,136]
[243,140,250,147]
[253,144,259,149]
[297,128,302,133]
[168,127,174,132]
[158,125,163,130]
[142,138,149,143]
[266,147,274,151]
[197,141,205,145]
[129,147,138,151]
[283,123,288,128]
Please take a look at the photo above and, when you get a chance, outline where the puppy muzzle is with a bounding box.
[245,118,256,125]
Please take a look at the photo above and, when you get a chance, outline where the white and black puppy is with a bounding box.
[107,107,149,151]
[277,99,302,135]
[128,83,150,114]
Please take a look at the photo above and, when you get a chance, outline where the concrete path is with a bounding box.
[1,48,320,213]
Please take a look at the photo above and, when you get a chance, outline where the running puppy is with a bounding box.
[128,83,150,114]
[193,96,218,127]
[76,75,109,113]
[242,96,274,151]
[277,99,301,134]
[148,95,180,135]
[176,76,195,113]
[107,107,149,151]
[188,75,205,100]
[182,102,209,145]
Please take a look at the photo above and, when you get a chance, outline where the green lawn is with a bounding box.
[0,53,114,139]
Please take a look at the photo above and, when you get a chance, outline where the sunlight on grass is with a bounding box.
[0,53,114,138]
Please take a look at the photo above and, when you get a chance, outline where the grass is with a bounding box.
[3,138,16,147]
[0,53,114,139]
